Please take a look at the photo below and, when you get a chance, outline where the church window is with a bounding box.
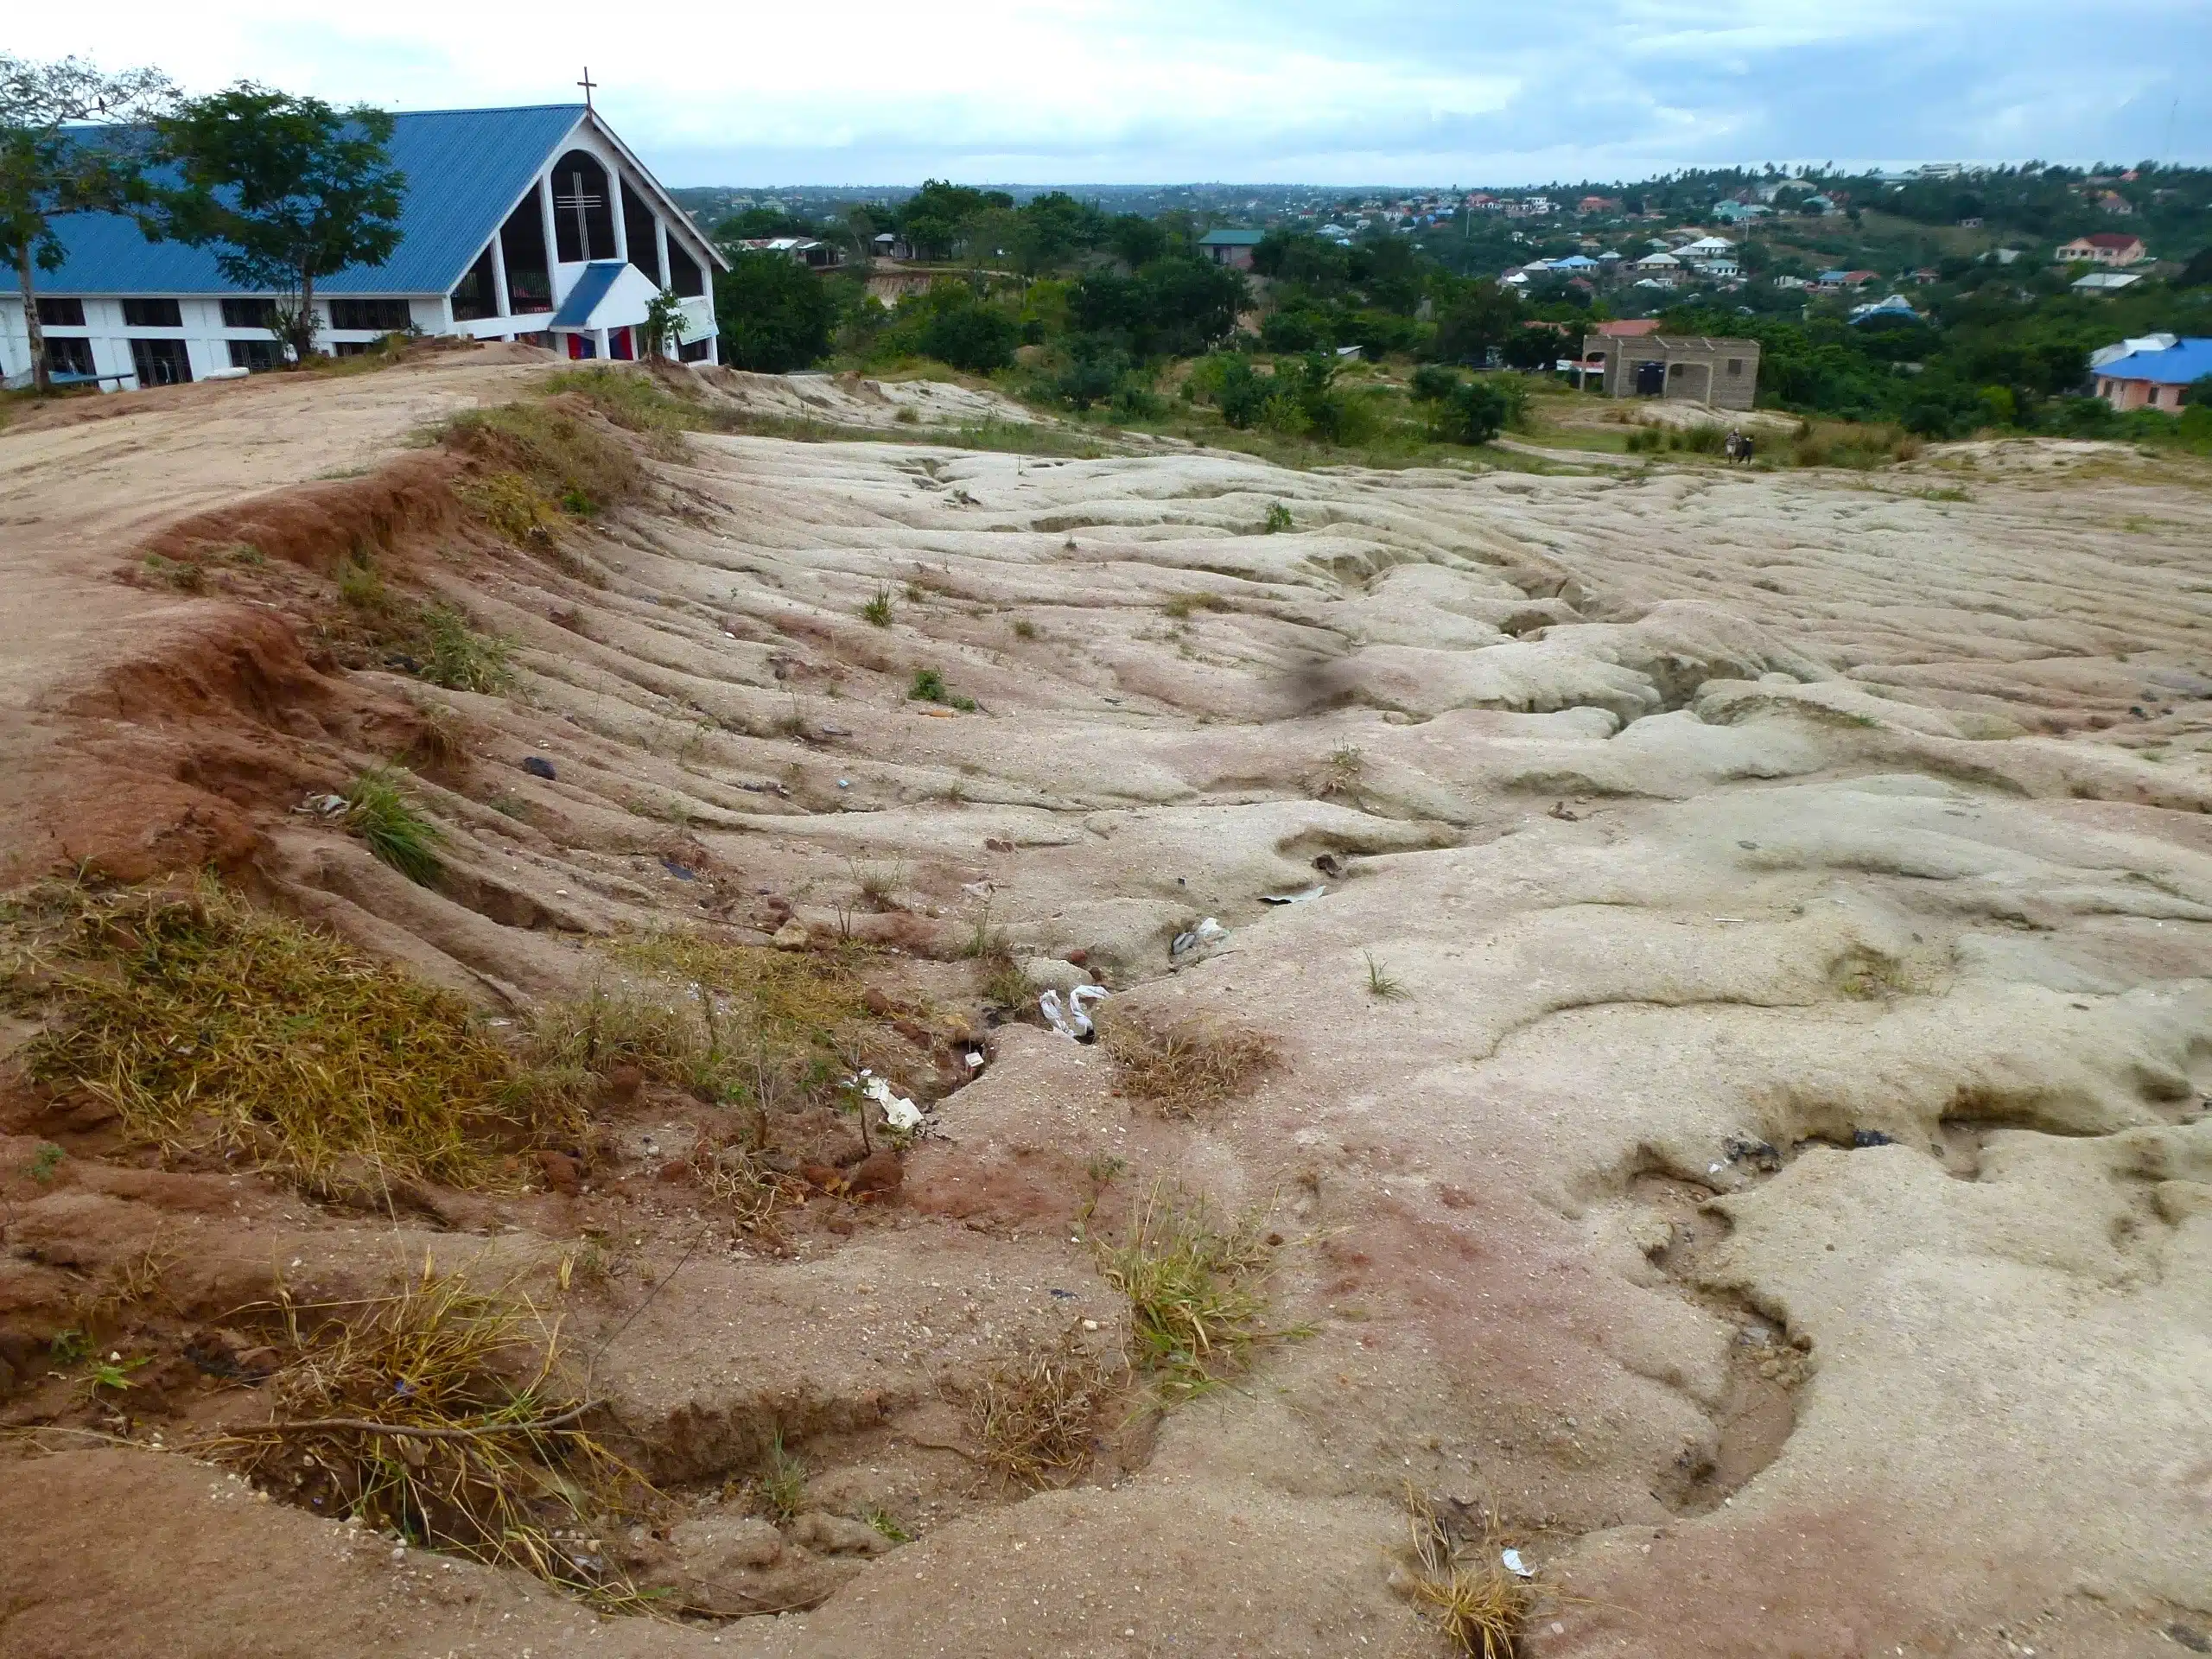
[551,150,617,262]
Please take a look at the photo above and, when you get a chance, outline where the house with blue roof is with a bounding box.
[2090,337,2212,413]
[1,102,727,391]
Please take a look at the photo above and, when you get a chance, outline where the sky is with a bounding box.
[13,0,2210,188]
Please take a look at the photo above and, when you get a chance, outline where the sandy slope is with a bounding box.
[2,352,2209,1659]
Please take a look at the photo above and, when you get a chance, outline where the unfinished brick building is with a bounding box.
[1583,333,1761,410]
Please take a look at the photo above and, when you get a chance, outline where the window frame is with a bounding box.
[36,296,86,327]
[121,297,184,328]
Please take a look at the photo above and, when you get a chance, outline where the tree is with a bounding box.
[144,86,404,366]
[641,289,687,361]
[1431,378,1513,445]
[0,54,175,391]
[1433,280,1519,365]
[714,250,834,372]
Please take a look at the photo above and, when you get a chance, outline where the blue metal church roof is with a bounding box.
[550,261,626,327]
[35,105,588,297]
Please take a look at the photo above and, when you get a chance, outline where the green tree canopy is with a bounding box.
[144,86,404,365]
[714,249,835,372]
[1,53,175,389]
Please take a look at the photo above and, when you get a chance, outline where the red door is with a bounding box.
[610,327,633,361]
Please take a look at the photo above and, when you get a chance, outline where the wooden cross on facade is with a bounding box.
[577,67,597,110]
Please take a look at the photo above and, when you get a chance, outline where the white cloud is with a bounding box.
[10,0,2208,183]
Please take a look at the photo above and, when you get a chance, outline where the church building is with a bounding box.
[0,99,726,390]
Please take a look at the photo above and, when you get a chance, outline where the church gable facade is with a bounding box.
[1,103,725,390]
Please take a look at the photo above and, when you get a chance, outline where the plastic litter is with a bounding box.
[1261,886,1326,906]
[1501,1548,1535,1579]
[1171,917,1229,959]
[854,1071,923,1133]
[660,858,697,881]
[1039,984,1107,1040]
[964,1050,984,1069]
[1852,1128,1895,1148]
[836,779,850,789]
[521,756,557,780]
[295,792,348,817]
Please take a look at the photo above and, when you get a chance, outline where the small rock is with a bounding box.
[845,1150,905,1199]
[772,918,811,950]
[536,1151,582,1194]
[602,1064,644,1103]
[1851,1128,1895,1148]
[861,987,893,1016]
[790,1511,891,1555]
[984,837,1014,853]
[521,756,557,780]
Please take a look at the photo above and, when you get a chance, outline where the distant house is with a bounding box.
[1800,195,1836,215]
[1464,193,1502,213]
[1713,200,1770,225]
[1578,195,1623,215]
[1634,251,1682,271]
[1676,235,1736,260]
[1591,319,1663,339]
[735,237,843,270]
[2072,270,2144,295]
[1503,197,1555,219]
[2056,233,2146,267]
[2089,336,2212,410]
[2097,192,2134,216]
[1815,269,1878,293]
[1197,228,1264,270]
[1957,216,1983,229]
[1582,332,1760,408]
[1849,294,1921,325]
[870,232,913,261]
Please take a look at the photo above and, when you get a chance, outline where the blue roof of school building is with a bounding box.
[35,105,589,296]
[2094,338,2212,385]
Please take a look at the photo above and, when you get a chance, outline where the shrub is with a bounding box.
[908,666,977,711]
[1430,378,1513,445]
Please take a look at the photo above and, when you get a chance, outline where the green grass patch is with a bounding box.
[908,667,977,711]
[1095,1184,1303,1401]
[346,766,447,886]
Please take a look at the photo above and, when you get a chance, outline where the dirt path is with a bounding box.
[3,357,2209,1659]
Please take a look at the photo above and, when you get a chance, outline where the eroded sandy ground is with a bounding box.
[2,351,2209,1659]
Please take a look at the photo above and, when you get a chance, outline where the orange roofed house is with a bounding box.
[2056,233,2147,267]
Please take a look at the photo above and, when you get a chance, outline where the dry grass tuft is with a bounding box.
[442,397,643,516]
[9,880,575,1187]
[210,1258,650,1599]
[964,1325,1114,1490]
[1400,1491,1540,1658]
[1098,1007,1280,1117]
[531,933,879,1122]
[1095,1184,1302,1401]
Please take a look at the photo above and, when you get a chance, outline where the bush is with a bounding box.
[715,249,836,372]
[1260,308,1323,353]
[920,297,1020,373]
[1429,377,1513,445]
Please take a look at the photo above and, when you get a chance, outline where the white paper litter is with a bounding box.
[1261,886,1327,906]
[855,1072,924,1132]
[1040,984,1107,1039]
[1171,916,1229,958]
[294,792,349,817]
[1501,1548,1535,1579]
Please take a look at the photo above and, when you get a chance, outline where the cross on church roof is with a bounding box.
[577,67,597,110]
